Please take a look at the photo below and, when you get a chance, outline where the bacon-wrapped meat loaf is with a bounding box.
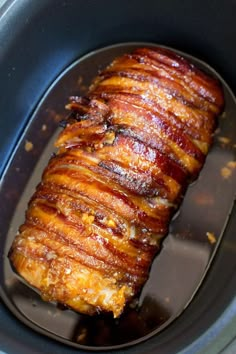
[9,47,224,318]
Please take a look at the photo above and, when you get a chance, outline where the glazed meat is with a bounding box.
[9,47,224,318]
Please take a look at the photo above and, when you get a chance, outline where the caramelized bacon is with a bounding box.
[9,47,224,318]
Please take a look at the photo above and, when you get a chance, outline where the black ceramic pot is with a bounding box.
[0,1,236,353]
